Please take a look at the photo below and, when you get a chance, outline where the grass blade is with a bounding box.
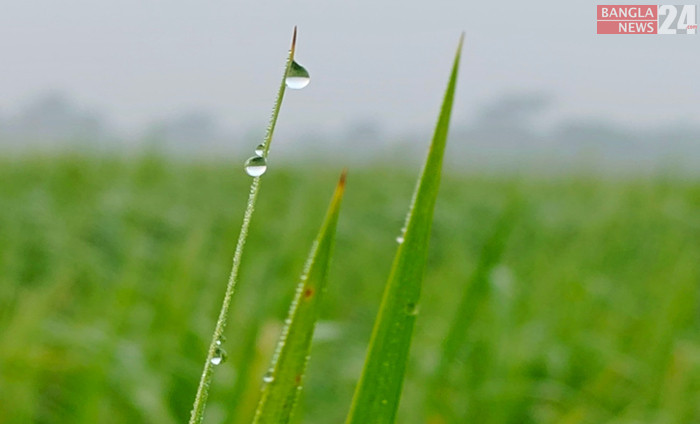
[188,27,300,424]
[253,171,347,424]
[344,35,464,424]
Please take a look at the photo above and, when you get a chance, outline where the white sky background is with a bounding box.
[0,0,698,138]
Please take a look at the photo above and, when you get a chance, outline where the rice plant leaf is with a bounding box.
[188,27,300,424]
[253,171,347,424]
[344,35,464,424]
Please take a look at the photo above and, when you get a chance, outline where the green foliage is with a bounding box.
[426,200,520,423]
[1,157,700,423]
[344,35,463,424]
[253,172,346,424]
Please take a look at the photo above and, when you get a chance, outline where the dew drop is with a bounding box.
[244,156,267,177]
[285,61,310,89]
[210,346,227,365]
[405,302,419,316]
[254,144,265,156]
[263,371,275,383]
[396,226,406,243]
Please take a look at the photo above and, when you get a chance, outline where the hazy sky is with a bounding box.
[1,0,698,136]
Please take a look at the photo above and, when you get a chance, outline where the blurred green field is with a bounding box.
[1,154,699,424]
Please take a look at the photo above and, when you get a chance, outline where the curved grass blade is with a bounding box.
[188,27,300,424]
[253,171,347,424]
[344,35,464,424]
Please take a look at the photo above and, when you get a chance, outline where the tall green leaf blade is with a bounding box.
[344,35,463,424]
[253,171,347,424]
[188,27,299,424]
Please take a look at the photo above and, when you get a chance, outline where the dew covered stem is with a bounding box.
[188,27,301,424]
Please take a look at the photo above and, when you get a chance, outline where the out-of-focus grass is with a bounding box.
[1,154,699,424]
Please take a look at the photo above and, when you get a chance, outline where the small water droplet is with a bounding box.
[396,226,406,243]
[244,156,267,177]
[254,144,265,156]
[285,61,310,89]
[210,346,227,365]
[405,302,419,316]
[263,371,275,383]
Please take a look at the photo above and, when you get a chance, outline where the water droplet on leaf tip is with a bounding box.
[244,156,268,177]
[285,61,310,89]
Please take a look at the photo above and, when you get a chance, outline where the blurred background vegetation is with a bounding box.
[1,154,699,423]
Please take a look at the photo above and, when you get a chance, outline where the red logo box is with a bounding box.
[597,5,658,34]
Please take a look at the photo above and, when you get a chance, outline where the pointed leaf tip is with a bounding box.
[338,169,348,189]
[291,26,298,56]
[456,33,465,59]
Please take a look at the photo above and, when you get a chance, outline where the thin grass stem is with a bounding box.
[188,27,299,424]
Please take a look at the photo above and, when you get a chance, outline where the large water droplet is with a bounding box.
[244,156,267,177]
[211,346,227,365]
[254,144,265,156]
[285,61,310,89]
[263,371,275,383]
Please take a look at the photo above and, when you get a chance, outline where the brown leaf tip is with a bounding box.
[291,26,298,54]
[338,168,348,189]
